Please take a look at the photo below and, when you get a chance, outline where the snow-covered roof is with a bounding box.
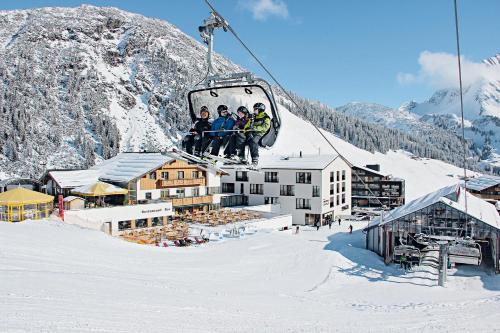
[46,152,224,188]
[96,153,174,183]
[353,165,388,177]
[466,175,500,192]
[254,154,339,170]
[63,196,85,202]
[48,169,100,189]
[368,184,500,231]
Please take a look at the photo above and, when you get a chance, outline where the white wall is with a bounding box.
[221,157,352,225]
[64,202,173,235]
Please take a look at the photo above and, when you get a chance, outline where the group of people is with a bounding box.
[182,102,271,166]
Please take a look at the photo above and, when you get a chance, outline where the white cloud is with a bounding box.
[239,0,289,21]
[397,51,500,89]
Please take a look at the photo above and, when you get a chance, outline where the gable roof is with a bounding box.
[368,184,500,231]
[48,169,100,189]
[97,153,174,183]
[466,175,500,192]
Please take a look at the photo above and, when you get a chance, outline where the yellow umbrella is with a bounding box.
[72,181,128,197]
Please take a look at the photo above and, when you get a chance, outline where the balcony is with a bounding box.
[159,178,206,187]
[170,195,213,206]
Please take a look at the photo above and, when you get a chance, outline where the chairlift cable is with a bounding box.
[203,0,386,208]
[453,0,469,236]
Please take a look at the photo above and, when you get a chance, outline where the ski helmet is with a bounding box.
[253,102,266,112]
[200,105,209,117]
[237,106,249,115]
[217,104,229,115]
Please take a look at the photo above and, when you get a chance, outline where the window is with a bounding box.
[336,183,340,193]
[330,171,334,182]
[149,172,156,180]
[330,184,334,195]
[336,195,340,206]
[312,185,320,197]
[342,193,346,204]
[136,219,147,228]
[177,171,184,179]
[330,197,334,208]
[222,183,235,193]
[296,172,311,184]
[296,198,311,209]
[240,183,244,194]
[265,197,280,204]
[207,186,221,195]
[192,187,199,197]
[280,185,295,196]
[161,171,169,180]
[342,182,346,192]
[336,171,340,182]
[161,190,169,198]
[250,184,264,194]
[236,171,248,181]
[177,188,185,198]
[118,220,131,230]
[265,171,279,183]
[192,170,199,179]
[145,192,152,200]
[342,170,346,181]
[152,217,163,227]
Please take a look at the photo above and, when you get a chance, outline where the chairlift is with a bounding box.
[187,4,281,149]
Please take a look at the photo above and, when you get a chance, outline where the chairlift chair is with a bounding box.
[186,7,281,152]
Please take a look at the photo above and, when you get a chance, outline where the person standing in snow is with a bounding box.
[400,253,408,271]
[328,218,332,230]
[210,104,235,156]
[349,224,353,234]
[238,102,271,166]
[295,226,300,234]
[338,218,341,226]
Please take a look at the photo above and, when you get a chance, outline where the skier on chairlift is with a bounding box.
[182,105,212,156]
[238,102,271,166]
[224,106,250,158]
[210,104,235,156]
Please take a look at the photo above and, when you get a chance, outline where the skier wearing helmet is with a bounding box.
[238,102,271,165]
[182,105,212,156]
[209,104,235,156]
[224,105,250,158]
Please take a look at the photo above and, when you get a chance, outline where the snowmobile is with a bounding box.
[180,1,281,171]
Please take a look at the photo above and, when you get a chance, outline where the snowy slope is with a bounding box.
[265,106,476,200]
[1,220,499,332]
[336,102,428,133]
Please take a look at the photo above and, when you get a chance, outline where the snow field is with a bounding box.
[1,220,499,332]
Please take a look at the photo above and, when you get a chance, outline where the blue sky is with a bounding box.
[2,0,499,108]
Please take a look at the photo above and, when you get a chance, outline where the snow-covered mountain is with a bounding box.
[0,5,241,176]
[401,53,500,166]
[0,5,486,178]
[336,102,431,133]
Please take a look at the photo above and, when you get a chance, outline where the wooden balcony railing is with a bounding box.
[167,195,213,207]
[159,178,206,187]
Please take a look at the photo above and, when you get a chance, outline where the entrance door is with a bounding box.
[104,222,112,235]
